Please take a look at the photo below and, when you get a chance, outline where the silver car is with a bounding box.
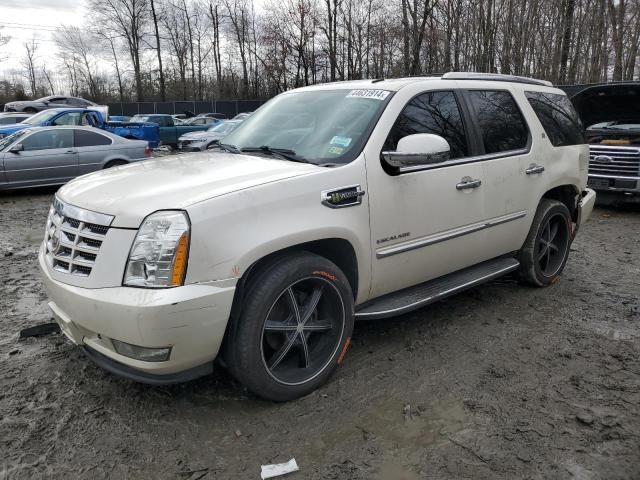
[177,120,243,151]
[0,126,151,191]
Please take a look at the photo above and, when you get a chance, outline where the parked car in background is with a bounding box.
[197,112,228,120]
[177,120,243,151]
[568,82,640,204]
[39,73,595,401]
[182,116,221,126]
[130,113,211,148]
[4,96,97,113]
[109,115,130,123]
[232,112,253,120]
[0,108,160,148]
[0,126,151,191]
[0,112,32,125]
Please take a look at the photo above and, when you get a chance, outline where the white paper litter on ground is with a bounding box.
[260,458,299,479]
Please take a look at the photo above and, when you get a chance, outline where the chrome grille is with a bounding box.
[44,199,113,277]
[589,146,640,177]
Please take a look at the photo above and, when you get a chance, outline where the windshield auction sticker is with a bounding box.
[346,89,391,100]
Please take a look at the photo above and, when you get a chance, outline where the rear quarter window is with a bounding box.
[467,90,529,154]
[525,91,586,146]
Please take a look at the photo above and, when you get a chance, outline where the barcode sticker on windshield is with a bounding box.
[346,89,390,101]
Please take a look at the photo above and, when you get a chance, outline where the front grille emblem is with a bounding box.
[50,225,61,255]
[593,155,613,164]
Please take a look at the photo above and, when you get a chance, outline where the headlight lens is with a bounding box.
[124,210,190,288]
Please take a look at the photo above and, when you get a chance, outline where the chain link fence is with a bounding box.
[106,100,265,117]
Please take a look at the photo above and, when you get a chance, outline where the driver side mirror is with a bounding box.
[382,133,450,169]
[9,143,24,153]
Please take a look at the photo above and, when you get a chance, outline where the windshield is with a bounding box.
[221,88,392,165]
[208,121,239,133]
[21,110,60,125]
[0,130,28,151]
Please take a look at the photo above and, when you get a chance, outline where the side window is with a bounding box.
[52,112,82,126]
[525,92,586,146]
[467,90,529,154]
[81,113,95,126]
[49,98,67,104]
[74,129,112,147]
[383,91,469,159]
[22,130,73,151]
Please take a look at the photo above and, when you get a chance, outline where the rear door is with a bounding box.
[460,88,534,255]
[3,129,78,187]
[74,129,115,175]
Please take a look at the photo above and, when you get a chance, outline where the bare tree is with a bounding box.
[89,0,149,101]
[22,38,39,97]
[0,27,10,62]
[55,26,100,99]
[150,0,167,100]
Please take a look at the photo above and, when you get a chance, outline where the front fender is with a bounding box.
[185,160,372,304]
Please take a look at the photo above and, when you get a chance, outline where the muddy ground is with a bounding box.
[0,189,639,480]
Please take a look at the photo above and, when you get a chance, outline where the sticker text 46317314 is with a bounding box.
[346,89,391,101]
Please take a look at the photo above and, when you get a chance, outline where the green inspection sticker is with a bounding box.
[328,146,344,155]
[330,136,352,147]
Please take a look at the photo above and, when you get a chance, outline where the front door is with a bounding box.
[3,129,78,187]
[365,89,489,299]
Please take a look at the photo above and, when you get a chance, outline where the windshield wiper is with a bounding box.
[240,145,312,164]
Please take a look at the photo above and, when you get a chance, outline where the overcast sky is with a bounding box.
[0,0,86,74]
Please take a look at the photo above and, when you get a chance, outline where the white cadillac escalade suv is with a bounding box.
[40,73,596,401]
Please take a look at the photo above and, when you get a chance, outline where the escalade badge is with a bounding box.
[593,155,613,164]
[321,185,365,209]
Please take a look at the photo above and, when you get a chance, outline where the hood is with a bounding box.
[5,101,40,107]
[570,83,640,128]
[57,152,319,228]
[0,123,29,135]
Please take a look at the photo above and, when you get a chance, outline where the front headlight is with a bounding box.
[124,210,190,288]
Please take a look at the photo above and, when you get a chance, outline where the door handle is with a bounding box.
[525,163,545,175]
[64,150,76,154]
[456,176,482,190]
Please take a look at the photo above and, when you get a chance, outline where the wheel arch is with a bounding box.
[103,159,129,168]
[541,184,580,222]
[237,238,359,302]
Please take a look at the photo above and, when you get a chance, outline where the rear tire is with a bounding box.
[23,107,37,113]
[225,252,354,401]
[518,199,572,287]
[104,160,127,168]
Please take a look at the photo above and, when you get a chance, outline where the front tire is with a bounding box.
[226,252,354,401]
[518,199,573,287]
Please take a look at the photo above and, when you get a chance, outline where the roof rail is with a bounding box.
[442,72,553,87]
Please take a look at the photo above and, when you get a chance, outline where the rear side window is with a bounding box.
[74,129,112,147]
[22,130,73,151]
[525,92,586,146]
[467,90,528,154]
[384,90,469,159]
